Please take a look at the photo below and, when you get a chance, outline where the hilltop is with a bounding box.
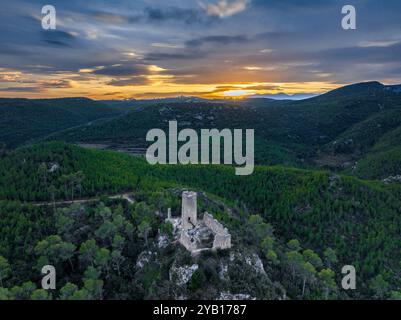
[1,142,401,299]
[46,82,401,178]
[1,81,401,179]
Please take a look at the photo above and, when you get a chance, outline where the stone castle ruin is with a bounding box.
[182,191,197,231]
[203,213,232,250]
[168,191,232,254]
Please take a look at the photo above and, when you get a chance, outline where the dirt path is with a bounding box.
[33,193,134,206]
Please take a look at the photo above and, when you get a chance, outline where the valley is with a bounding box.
[1,82,401,300]
[2,0,401,303]
[33,81,401,179]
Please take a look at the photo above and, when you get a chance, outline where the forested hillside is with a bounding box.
[319,84,401,178]
[44,82,401,178]
[1,142,401,299]
[1,82,400,178]
[1,81,401,299]
[0,98,125,148]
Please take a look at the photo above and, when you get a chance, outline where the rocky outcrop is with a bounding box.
[136,250,156,269]
[383,175,401,184]
[245,254,266,275]
[169,264,199,286]
[217,292,255,300]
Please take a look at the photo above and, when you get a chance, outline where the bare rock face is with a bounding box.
[383,175,401,184]
[157,234,169,249]
[219,262,229,280]
[49,162,60,173]
[245,254,266,275]
[136,250,156,269]
[169,264,199,286]
[167,217,182,240]
[218,292,255,300]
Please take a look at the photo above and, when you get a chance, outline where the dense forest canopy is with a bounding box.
[1,142,401,299]
[0,82,401,300]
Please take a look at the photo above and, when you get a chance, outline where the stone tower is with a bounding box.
[182,191,197,230]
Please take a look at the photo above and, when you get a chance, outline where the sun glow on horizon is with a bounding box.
[0,67,342,100]
[222,89,256,98]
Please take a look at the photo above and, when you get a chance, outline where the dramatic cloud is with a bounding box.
[200,0,250,18]
[185,35,249,47]
[91,6,214,25]
[0,0,401,99]
[41,29,78,47]
[93,65,150,77]
[0,86,41,92]
[107,77,150,87]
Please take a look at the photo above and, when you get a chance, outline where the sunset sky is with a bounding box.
[1,0,401,99]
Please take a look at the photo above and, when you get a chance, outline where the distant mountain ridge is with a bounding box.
[249,92,319,100]
[41,81,401,179]
[2,81,401,179]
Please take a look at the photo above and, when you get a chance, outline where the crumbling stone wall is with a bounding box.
[204,213,232,250]
[213,233,231,250]
[182,191,197,231]
[203,213,225,235]
[180,231,198,251]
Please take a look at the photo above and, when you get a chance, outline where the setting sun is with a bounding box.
[222,89,255,98]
